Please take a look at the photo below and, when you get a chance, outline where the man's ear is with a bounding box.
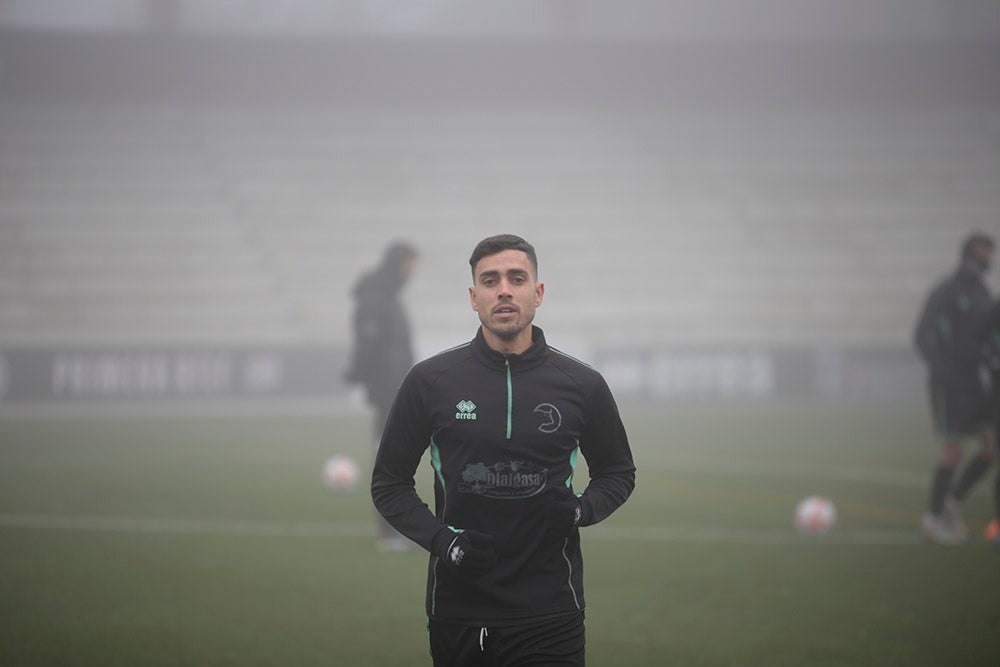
[469,286,479,312]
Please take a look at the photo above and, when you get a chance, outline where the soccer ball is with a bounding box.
[794,496,837,537]
[322,455,360,492]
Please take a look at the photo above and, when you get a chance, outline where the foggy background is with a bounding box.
[1,0,999,410]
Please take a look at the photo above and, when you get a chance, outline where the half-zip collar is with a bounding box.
[472,326,549,441]
[470,325,550,371]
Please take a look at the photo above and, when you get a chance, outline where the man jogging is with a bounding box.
[372,234,636,665]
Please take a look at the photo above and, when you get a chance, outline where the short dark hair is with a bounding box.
[383,240,417,266]
[469,234,538,277]
[961,232,995,260]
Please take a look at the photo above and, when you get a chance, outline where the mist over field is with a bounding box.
[2,2,1000,665]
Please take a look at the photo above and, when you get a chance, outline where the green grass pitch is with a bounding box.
[2,405,999,666]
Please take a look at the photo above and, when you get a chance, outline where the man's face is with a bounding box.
[401,256,417,283]
[469,249,544,348]
[974,244,994,273]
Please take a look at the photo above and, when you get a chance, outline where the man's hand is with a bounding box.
[433,528,496,580]
[546,488,583,538]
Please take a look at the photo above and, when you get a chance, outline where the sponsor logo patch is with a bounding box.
[459,460,548,499]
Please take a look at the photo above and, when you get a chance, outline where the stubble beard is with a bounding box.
[480,311,533,342]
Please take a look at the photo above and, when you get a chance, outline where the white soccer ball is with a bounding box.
[322,455,360,492]
[794,496,837,537]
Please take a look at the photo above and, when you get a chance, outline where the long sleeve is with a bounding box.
[914,284,950,377]
[370,369,447,551]
[576,375,636,527]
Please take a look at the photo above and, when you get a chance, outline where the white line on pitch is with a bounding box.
[0,513,925,545]
[657,460,928,489]
[588,524,923,546]
[0,514,372,537]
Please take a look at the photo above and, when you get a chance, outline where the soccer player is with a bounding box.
[914,232,995,544]
[345,241,419,551]
[371,234,636,665]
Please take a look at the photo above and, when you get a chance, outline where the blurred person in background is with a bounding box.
[914,232,995,544]
[345,240,419,551]
[371,234,635,666]
[978,295,1000,545]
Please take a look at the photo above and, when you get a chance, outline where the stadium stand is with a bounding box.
[1,103,997,352]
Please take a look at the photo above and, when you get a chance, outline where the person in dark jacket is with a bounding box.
[346,241,418,549]
[371,234,635,666]
[914,232,995,544]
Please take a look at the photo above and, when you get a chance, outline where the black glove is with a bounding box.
[432,528,497,580]
[546,488,583,538]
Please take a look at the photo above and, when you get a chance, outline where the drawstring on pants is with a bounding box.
[479,627,489,652]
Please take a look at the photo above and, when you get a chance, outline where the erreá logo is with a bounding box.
[455,400,477,420]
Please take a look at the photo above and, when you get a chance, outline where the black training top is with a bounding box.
[914,263,993,391]
[371,326,636,624]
